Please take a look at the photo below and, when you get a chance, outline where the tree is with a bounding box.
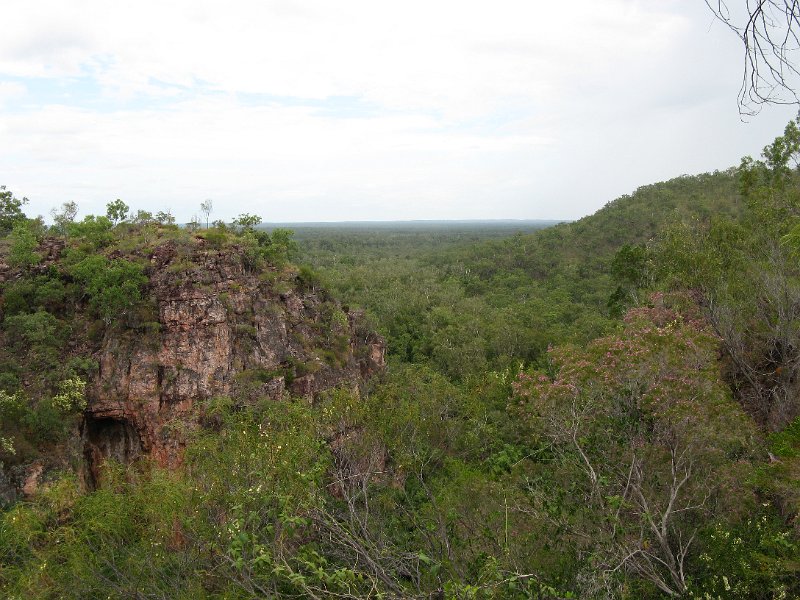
[658,119,800,429]
[7,219,42,268]
[51,377,87,413]
[105,199,129,225]
[50,201,78,235]
[706,1,800,114]
[67,215,114,249]
[155,210,175,226]
[608,243,651,316]
[187,214,201,233]
[0,186,28,236]
[131,209,154,225]
[514,300,756,597]
[200,199,213,230]
[232,213,262,233]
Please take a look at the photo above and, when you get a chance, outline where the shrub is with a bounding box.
[201,228,228,250]
[51,377,87,413]
[66,215,114,249]
[7,220,41,268]
[69,256,147,322]
[0,185,28,236]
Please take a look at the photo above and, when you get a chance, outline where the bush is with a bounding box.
[22,398,68,443]
[3,310,66,351]
[200,228,228,250]
[66,215,114,249]
[297,265,323,292]
[51,377,86,413]
[69,256,147,322]
[0,186,28,236]
[7,220,41,268]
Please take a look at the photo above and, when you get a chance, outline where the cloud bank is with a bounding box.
[0,0,796,222]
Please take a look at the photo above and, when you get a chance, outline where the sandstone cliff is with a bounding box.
[83,238,384,486]
[0,234,385,493]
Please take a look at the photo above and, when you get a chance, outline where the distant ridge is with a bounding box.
[260,219,567,229]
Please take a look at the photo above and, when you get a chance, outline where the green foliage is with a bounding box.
[21,397,70,443]
[132,209,154,225]
[740,118,800,198]
[656,119,800,432]
[240,227,299,269]
[0,403,389,599]
[155,210,175,225]
[0,388,24,414]
[0,469,200,599]
[105,198,129,224]
[607,243,651,316]
[691,512,799,599]
[514,301,758,596]
[297,264,323,292]
[0,186,28,236]
[49,201,78,236]
[1,272,67,316]
[7,220,41,268]
[199,225,228,249]
[3,310,66,354]
[0,436,14,457]
[66,215,114,248]
[50,377,86,413]
[268,228,299,263]
[232,212,262,233]
[69,255,147,322]
[610,243,649,288]
[768,416,800,459]
[4,130,800,598]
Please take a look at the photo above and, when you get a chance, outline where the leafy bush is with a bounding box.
[200,227,228,249]
[66,215,114,249]
[7,220,41,268]
[3,310,64,347]
[0,186,28,236]
[69,255,147,322]
[50,377,86,413]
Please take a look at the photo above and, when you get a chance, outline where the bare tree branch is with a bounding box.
[706,0,800,114]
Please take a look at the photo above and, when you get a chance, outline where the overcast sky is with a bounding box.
[1,0,797,223]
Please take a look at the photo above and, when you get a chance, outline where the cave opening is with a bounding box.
[82,415,142,489]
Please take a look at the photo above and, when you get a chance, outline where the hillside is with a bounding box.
[444,168,741,281]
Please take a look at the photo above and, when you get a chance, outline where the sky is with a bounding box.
[1,0,798,223]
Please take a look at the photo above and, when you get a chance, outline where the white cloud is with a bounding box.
[0,0,797,221]
[0,80,27,108]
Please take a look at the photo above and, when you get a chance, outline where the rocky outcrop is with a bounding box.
[0,237,65,284]
[82,239,384,486]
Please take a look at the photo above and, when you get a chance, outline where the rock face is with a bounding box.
[83,240,384,486]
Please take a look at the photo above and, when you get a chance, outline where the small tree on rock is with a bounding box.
[106,199,130,225]
[200,199,213,229]
[0,186,28,236]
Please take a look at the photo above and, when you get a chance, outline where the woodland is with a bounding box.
[1,120,800,598]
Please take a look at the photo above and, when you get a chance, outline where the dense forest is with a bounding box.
[1,121,799,598]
